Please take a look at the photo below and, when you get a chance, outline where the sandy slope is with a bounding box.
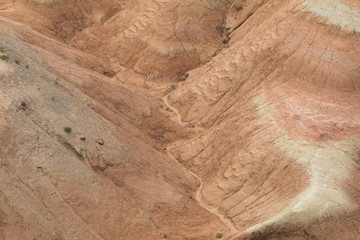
[0,0,360,239]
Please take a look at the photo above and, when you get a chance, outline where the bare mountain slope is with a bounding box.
[0,30,227,239]
[0,0,360,239]
[168,0,360,238]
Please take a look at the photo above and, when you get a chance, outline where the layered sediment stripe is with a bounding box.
[246,92,358,233]
[303,0,360,33]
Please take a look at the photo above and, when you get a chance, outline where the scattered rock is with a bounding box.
[167,83,176,92]
[178,73,189,82]
[80,136,86,141]
[96,138,104,145]
[102,70,115,77]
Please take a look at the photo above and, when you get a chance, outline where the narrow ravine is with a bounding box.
[162,95,240,238]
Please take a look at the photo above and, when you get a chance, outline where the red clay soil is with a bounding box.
[0,0,359,239]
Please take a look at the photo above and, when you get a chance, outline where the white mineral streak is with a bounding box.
[247,93,356,233]
[303,0,360,33]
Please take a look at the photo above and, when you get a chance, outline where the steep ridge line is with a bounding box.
[1,0,359,238]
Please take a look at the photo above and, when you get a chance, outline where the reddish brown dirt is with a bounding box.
[0,0,359,239]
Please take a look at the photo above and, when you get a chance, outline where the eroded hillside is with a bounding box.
[0,0,359,239]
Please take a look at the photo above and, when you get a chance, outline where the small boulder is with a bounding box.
[167,83,176,92]
[96,138,104,145]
